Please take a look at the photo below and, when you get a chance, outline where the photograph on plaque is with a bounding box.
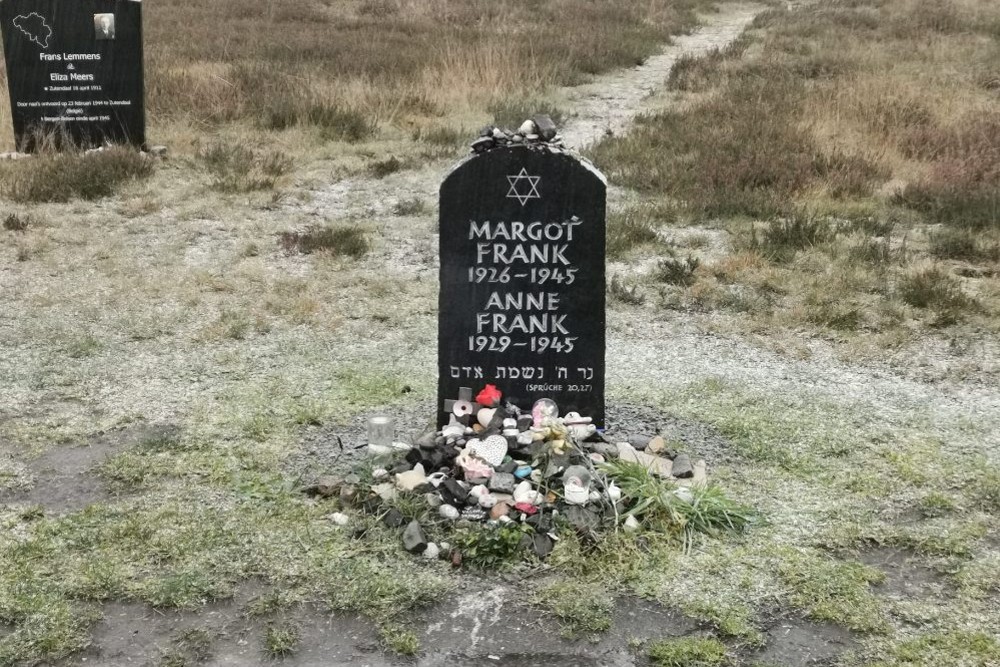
[94,13,115,40]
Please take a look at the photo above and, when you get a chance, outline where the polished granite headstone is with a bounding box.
[0,0,144,149]
[438,144,607,427]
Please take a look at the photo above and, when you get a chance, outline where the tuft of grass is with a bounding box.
[279,224,370,258]
[2,213,29,232]
[304,103,376,142]
[648,636,728,667]
[392,198,428,216]
[740,215,839,263]
[264,621,300,658]
[199,310,271,342]
[0,147,153,202]
[161,628,213,666]
[227,64,377,141]
[244,589,302,619]
[378,624,419,656]
[898,266,978,320]
[668,35,750,93]
[367,156,404,178]
[138,430,185,453]
[607,209,661,259]
[602,460,755,550]
[654,254,701,286]
[608,275,645,305]
[534,581,613,639]
[918,491,956,518]
[197,142,292,193]
[968,466,1000,512]
[143,570,234,610]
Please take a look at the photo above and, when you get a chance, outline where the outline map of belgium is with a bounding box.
[13,12,52,48]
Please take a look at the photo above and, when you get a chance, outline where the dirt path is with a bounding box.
[559,3,763,149]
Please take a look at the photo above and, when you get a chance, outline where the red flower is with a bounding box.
[476,384,502,407]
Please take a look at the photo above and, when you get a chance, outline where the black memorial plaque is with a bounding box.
[438,145,607,427]
[1,0,144,149]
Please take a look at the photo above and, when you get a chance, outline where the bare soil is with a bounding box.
[62,590,859,667]
[0,424,176,512]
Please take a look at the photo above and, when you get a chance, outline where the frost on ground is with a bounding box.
[0,2,999,666]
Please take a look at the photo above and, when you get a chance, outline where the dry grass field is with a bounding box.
[1,1,999,666]
[593,0,1000,360]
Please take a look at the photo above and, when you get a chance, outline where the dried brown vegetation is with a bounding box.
[0,147,153,202]
[144,0,717,136]
[593,0,1000,340]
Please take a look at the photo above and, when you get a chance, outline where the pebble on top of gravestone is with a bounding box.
[438,115,607,429]
[0,0,145,151]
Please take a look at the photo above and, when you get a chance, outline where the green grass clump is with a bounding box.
[160,628,213,666]
[264,621,300,658]
[879,631,1000,667]
[648,636,728,667]
[534,581,614,638]
[968,466,1000,511]
[776,550,887,632]
[378,624,419,656]
[304,103,376,142]
[602,460,755,550]
[0,147,153,202]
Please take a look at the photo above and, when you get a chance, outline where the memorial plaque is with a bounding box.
[0,0,144,149]
[438,145,607,427]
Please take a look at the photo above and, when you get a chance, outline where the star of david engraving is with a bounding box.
[506,168,541,206]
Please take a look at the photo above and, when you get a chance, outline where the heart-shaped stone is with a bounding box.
[473,434,508,466]
[477,407,497,428]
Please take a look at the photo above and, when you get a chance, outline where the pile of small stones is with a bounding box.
[306,385,707,564]
[470,114,565,154]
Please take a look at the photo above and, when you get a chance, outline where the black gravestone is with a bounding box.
[1,0,144,150]
[438,144,606,427]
